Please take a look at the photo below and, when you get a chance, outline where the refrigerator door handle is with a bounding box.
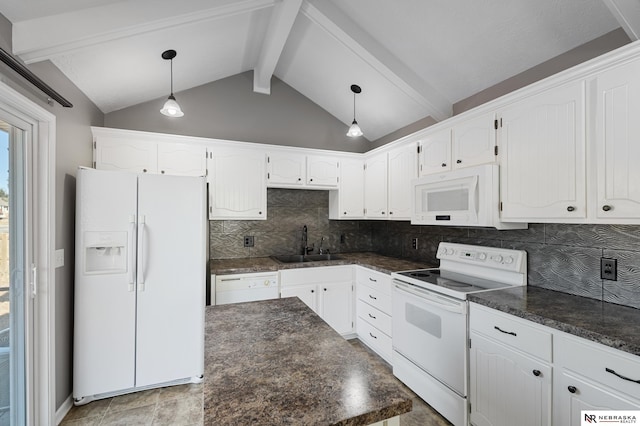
[128,216,136,292]
[139,215,146,291]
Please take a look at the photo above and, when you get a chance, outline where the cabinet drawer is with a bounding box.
[356,267,391,295]
[357,318,392,363]
[357,299,392,336]
[357,283,392,315]
[556,333,640,399]
[470,303,552,362]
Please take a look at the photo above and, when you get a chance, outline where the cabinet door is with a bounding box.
[319,282,353,335]
[419,129,451,175]
[330,157,364,219]
[470,333,552,426]
[267,152,305,186]
[307,155,339,187]
[280,284,318,314]
[95,138,157,174]
[208,148,266,219]
[387,144,418,220]
[157,143,206,176]
[554,370,640,426]
[499,81,586,221]
[452,112,496,169]
[594,59,640,220]
[364,153,388,218]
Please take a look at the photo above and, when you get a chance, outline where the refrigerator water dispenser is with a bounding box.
[84,231,127,274]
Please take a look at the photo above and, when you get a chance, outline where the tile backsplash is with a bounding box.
[209,189,372,259]
[370,221,640,310]
[210,189,640,309]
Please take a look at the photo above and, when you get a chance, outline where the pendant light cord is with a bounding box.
[170,59,174,96]
[353,92,356,121]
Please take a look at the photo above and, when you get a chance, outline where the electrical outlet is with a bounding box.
[243,236,254,247]
[412,238,418,250]
[55,249,64,268]
[600,257,617,281]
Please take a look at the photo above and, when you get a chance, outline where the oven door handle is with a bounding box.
[393,282,465,314]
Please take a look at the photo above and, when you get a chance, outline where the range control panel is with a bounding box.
[437,242,526,273]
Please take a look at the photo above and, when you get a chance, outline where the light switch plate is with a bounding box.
[55,249,64,268]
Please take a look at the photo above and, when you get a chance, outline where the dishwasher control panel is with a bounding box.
[213,272,279,305]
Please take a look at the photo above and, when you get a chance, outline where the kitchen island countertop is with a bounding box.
[469,286,640,357]
[209,252,434,275]
[204,297,413,425]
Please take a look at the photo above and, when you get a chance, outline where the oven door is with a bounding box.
[392,280,467,396]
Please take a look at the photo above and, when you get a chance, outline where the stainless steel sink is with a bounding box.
[271,254,342,263]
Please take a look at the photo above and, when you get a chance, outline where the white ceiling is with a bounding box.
[0,0,634,141]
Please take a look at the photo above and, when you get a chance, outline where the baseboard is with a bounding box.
[55,395,73,425]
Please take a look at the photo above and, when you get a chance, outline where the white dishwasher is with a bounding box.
[214,272,279,305]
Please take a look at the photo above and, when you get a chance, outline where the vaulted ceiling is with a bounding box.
[1,0,638,141]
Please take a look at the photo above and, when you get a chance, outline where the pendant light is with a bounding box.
[160,49,184,118]
[346,84,363,137]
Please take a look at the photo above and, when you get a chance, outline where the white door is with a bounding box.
[208,148,266,219]
[319,282,353,335]
[267,152,305,186]
[392,282,467,395]
[452,112,496,169]
[364,153,388,218]
[594,59,640,220]
[470,333,552,426]
[499,81,586,220]
[306,155,338,187]
[73,169,138,398]
[337,158,364,218]
[95,138,157,174]
[157,143,206,176]
[419,129,451,175]
[387,144,417,220]
[135,174,205,387]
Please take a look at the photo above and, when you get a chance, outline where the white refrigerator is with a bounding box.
[73,167,206,404]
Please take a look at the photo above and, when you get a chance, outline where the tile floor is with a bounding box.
[61,340,450,425]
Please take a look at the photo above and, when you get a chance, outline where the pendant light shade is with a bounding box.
[160,49,184,118]
[346,84,363,137]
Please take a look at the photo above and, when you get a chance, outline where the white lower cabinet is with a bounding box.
[279,266,354,336]
[470,303,640,426]
[553,333,640,426]
[355,267,393,363]
[469,304,552,426]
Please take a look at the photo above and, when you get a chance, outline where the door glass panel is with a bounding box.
[0,119,26,426]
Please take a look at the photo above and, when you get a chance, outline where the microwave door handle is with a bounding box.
[470,175,479,221]
[393,282,465,314]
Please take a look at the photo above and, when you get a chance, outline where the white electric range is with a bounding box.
[391,242,527,426]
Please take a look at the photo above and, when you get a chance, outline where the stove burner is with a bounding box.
[408,272,432,278]
[442,281,472,288]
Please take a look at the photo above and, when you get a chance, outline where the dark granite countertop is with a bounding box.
[209,252,434,275]
[204,297,413,425]
[469,286,640,357]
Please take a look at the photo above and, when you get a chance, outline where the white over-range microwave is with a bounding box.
[411,164,527,230]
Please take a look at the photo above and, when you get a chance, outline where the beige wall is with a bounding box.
[106,71,371,154]
[0,14,104,410]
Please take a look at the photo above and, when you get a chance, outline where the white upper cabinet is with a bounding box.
[329,157,364,219]
[306,155,339,187]
[156,143,207,176]
[418,128,452,175]
[387,143,418,220]
[267,152,305,186]
[498,80,586,221]
[419,112,496,176]
[364,152,388,218]
[592,58,640,221]
[95,137,206,177]
[452,111,497,169]
[267,152,338,188]
[207,147,266,220]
